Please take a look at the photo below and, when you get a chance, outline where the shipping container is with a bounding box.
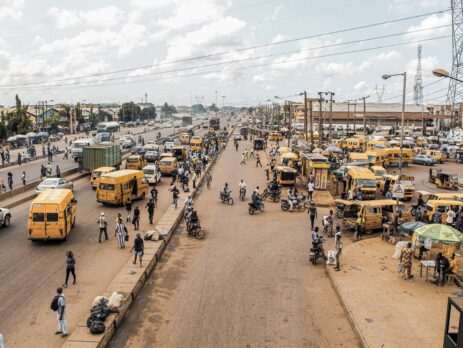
[82,143,122,171]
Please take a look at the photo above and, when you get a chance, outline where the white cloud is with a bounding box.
[0,0,25,20]
[130,0,174,11]
[405,13,451,42]
[388,0,443,13]
[271,33,286,44]
[48,5,125,29]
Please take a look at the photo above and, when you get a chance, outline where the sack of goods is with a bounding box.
[107,292,124,313]
[86,298,110,334]
[90,320,105,335]
[326,250,336,265]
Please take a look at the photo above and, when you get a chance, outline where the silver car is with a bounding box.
[35,178,73,194]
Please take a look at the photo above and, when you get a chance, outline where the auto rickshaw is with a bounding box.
[254,137,264,150]
[436,172,459,190]
[275,166,298,185]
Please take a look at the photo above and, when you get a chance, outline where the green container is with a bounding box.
[82,143,122,171]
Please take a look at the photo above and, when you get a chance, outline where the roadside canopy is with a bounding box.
[400,221,426,234]
[26,132,36,137]
[414,224,463,244]
[7,136,16,142]
[326,145,343,153]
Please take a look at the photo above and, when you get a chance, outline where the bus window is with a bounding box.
[33,213,44,222]
[46,213,59,222]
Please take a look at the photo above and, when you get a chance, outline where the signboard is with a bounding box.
[392,184,404,199]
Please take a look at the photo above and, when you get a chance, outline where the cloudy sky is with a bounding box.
[0,0,452,107]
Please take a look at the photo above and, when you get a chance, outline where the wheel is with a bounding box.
[3,215,10,227]
[228,197,234,205]
[311,255,317,265]
[260,204,265,212]
[297,204,305,212]
[272,195,280,202]
[249,207,254,215]
[281,201,289,211]
[195,229,205,239]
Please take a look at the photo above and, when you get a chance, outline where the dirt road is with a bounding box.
[109,136,360,347]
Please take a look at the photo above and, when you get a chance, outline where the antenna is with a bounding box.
[413,44,423,105]
[375,84,386,102]
[144,92,148,104]
[448,1,463,108]
[195,95,204,105]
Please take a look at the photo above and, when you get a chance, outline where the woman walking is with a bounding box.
[115,218,128,248]
[63,251,76,288]
[131,233,144,267]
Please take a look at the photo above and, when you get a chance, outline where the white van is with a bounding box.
[71,138,96,161]
[142,165,161,184]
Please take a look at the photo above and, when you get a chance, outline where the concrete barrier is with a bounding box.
[62,125,235,348]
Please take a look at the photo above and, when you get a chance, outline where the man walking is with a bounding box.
[132,205,140,230]
[146,199,155,225]
[206,172,212,189]
[334,226,343,271]
[400,242,414,281]
[169,185,180,209]
[21,171,26,186]
[56,165,61,178]
[265,164,270,180]
[53,287,68,337]
[125,199,132,222]
[256,153,262,167]
[308,202,317,230]
[307,179,315,201]
[97,212,108,243]
[7,172,13,191]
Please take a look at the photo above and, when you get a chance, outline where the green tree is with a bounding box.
[75,103,84,124]
[5,95,33,135]
[209,103,219,112]
[118,102,141,122]
[140,106,156,120]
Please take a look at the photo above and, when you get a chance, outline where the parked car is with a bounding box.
[164,141,174,151]
[163,137,174,144]
[35,178,73,194]
[131,146,146,156]
[145,150,160,163]
[0,207,11,227]
[412,154,436,166]
[234,133,242,140]
[122,139,136,149]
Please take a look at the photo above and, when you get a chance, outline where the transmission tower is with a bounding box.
[413,45,423,105]
[375,84,385,102]
[447,1,463,107]
[195,95,204,105]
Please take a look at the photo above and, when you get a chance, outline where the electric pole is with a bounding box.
[325,92,335,143]
[317,92,325,146]
[353,100,357,132]
[361,96,370,137]
[346,101,350,136]
[303,91,308,141]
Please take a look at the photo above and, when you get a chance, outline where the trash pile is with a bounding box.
[87,292,124,335]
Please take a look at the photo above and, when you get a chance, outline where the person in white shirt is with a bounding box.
[97,212,108,243]
[307,180,315,201]
[447,208,457,226]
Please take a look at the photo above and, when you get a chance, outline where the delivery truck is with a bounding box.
[82,143,122,171]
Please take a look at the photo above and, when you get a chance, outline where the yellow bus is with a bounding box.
[179,133,190,144]
[159,157,178,176]
[371,165,387,184]
[126,155,146,170]
[28,189,77,241]
[190,136,203,151]
[90,167,116,189]
[346,167,376,200]
[348,152,368,163]
[366,150,389,167]
[338,137,366,151]
[425,149,446,163]
[386,147,413,167]
[97,170,148,206]
[366,140,390,151]
[269,131,283,141]
[379,174,415,200]
[275,166,297,185]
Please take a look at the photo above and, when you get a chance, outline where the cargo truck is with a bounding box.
[182,116,193,126]
[209,117,220,130]
[82,143,122,172]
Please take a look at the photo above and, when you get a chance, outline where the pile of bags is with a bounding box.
[87,292,125,335]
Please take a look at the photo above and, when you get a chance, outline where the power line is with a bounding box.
[2,9,450,88]
[6,26,450,90]
[18,35,449,91]
[382,78,447,102]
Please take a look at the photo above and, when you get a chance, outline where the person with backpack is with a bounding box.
[131,233,144,267]
[51,287,68,337]
[63,251,76,288]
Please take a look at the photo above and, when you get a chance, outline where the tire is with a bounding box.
[272,195,280,202]
[298,204,305,212]
[411,207,417,217]
[260,204,265,212]
[228,197,234,205]
[249,207,254,215]
[311,255,317,265]
[3,215,10,227]
[140,192,145,200]
[281,201,290,211]
[304,201,311,209]
[195,229,205,239]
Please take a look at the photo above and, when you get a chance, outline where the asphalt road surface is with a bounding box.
[0,123,209,347]
[109,135,360,348]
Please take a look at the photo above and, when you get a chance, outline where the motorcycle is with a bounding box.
[309,238,326,265]
[261,187,281,202]
[411,204,421,217]
[187,220,205,239]
[248,201,264,214]
[281,195,310,212]
[219,191,234,205]
[322,216,334,237]
[239,187,246,201]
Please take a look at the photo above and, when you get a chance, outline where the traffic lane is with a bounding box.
[109,137,359,347]
[0,170,179,348]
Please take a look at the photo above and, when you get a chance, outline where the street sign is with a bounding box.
[392,184,404,199]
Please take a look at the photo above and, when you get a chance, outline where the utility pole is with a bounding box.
[288,101,292,147]
[309,100,314,149]
[326,92,335,143]
[361,96,370,137]
[303,91,308,141]
[353,100,357,132]
[317,92,324,146]
[346,101,350,136]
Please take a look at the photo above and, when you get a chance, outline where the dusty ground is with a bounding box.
[109,137,359,348]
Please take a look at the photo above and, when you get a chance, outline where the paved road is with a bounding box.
[109,134,360,347]
[0,123,209,347]
[0,120,206,191]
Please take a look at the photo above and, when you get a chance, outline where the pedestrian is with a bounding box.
[63,148,68,160]
[63,251,76,288]
[150,186,158,206]
[146,199,155,224]
[400,242,414,281]
[131,233,144,267]
[169,184,180,209]
[206,172,212,189]
[125,199,132,222]
[21,171,26,186]
[307,179,315,201]
[47,163,52,178]
[192,172,197,189]
[0,333,4,348]
[56,165,61,178]
[17,152,21,166]
[355,215,364,241]
[446,208,456,227]
[52,287,68,337]
[334,226,343,271]
[115,218,128,248]
[97,212,108,243]
[131,176,138,199]
[7,172,12,191]
[41,164,47,179]
[308,202,317,230]
[265,164,270,180]
[256,154,262,167]
[240,153,246,165]
[132,205,140,230]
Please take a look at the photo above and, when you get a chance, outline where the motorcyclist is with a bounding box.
[222,183,231,198]
[239,179,247,197]
[185,195,194,208]
[417,193,425,207]
[287,187,298,211]
[188,209,200,233]
[251,189,261,207]
[311,226,326,260]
